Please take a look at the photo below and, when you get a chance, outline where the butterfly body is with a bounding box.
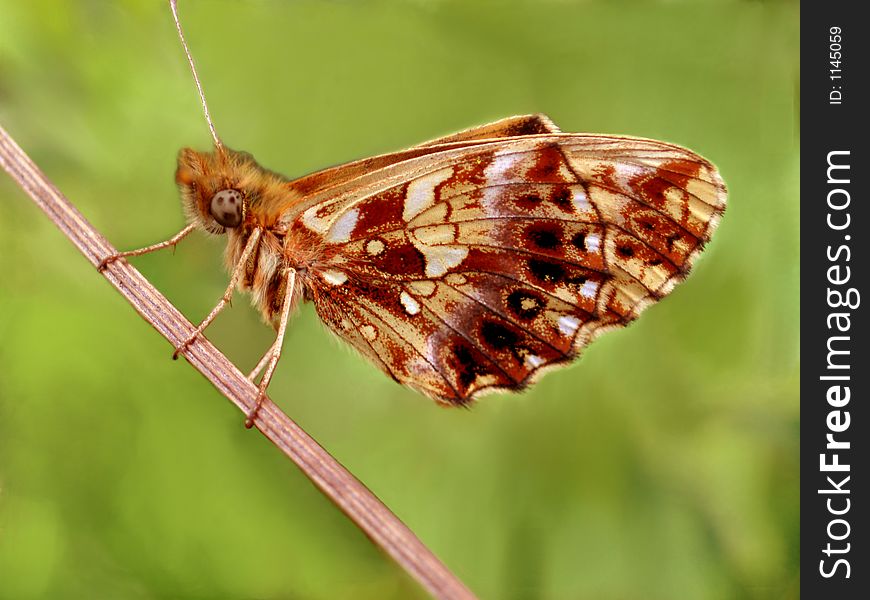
[169,115,726,406]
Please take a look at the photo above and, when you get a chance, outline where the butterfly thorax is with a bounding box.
[176,147,314,327]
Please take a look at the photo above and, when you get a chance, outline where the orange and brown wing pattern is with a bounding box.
[291,134,726,404]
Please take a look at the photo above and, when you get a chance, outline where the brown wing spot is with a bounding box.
[526,224,562,250]
[617,245,635,257]
[526,144,573,183]
[506,290,544,320]
[594,164,617,187]
[480,320,519,350]
[550,188,574,212]
[659,159,703,182]
[571,232,586,251]
[371,241,427,277]
[528,259,565,284]
[351,186,407,237]
[449,342,490,399]
[515,193,544,211]
[506,117,556,136]
[634,176,671,208]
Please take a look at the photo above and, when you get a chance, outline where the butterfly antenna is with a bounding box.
[169,0,225,155]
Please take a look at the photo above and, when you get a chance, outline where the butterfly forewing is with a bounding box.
[291,133,725,404]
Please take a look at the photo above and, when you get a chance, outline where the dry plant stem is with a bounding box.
[0,123,477,600]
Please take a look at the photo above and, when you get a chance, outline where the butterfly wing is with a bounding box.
[277,114,559,205]
[288,132,726,404]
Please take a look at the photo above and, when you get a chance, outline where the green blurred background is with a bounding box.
[0,1,798,598]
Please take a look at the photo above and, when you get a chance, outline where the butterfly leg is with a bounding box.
[98,223,197,271]
[173,228,262,359]
[247,347,272,384]
[244,267,296,428]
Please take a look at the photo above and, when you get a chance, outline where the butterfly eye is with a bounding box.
[209,189,243,228]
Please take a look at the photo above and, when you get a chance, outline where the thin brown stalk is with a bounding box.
[0,123,477,600]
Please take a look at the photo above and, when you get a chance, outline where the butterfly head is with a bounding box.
[175,147,258,235]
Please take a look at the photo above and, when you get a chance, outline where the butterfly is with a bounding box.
[101,2,726,427]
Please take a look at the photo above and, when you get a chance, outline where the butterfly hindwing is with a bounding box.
[292,127,725,404]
